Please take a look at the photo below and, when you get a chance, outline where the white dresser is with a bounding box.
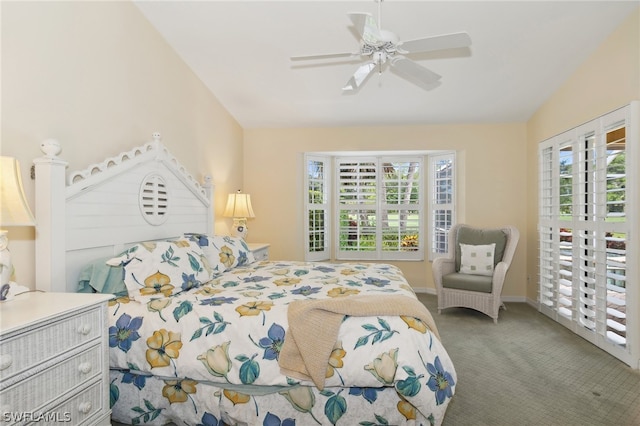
[0,292,112,425]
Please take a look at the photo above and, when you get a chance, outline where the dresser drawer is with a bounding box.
[0,344,103,415]
[52,381,104,426]
[0,380,105,426]
[0,306,102,382]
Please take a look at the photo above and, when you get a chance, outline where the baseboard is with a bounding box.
[413,287,435,295]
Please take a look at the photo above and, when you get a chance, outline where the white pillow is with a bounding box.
[459,243,495,276]
[106,240,213,300]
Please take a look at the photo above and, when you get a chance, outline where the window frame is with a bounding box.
[304,151,456,262]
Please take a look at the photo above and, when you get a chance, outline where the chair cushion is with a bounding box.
[442,272,493,293]
[455,227,507,272]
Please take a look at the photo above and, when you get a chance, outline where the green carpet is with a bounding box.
[417,294,640,426]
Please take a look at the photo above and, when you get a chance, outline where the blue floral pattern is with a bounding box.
[108,260,456,425]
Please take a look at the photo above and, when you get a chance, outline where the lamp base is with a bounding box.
[0,230,12,289]
[231,219,248,240]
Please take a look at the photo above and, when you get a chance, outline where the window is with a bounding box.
[538,102,638,369]
[304,152,456,262]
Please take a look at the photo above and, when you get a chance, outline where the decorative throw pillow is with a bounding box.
[182,233,255,272]
[459,243,496,276]
[106,240,214,300]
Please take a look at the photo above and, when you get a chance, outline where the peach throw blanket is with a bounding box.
[278,294,440,390]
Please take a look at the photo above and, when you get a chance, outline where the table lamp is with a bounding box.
[223,190,255,239]
[0,156,36,300]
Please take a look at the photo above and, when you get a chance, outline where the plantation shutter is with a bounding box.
[381,158,422,260]
[335,157,378,259]
[304,155,330,261]
[335,156,423,261]
[429,152,455,259]
[538,102,639,369]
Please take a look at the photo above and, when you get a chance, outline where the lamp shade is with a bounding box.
[223,191,255,219]
[0,157,36,226]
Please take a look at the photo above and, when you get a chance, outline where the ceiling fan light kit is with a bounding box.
[291,0,472,92]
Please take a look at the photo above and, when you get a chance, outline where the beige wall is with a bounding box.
[244,124,529,295]
[525,7,640,302]
[1,1,244,289]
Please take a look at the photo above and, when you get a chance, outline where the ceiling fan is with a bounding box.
[291,1,472,92]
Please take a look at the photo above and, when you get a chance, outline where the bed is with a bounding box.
[34,135,457,426]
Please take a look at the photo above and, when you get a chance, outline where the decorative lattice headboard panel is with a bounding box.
[34,134,214,293]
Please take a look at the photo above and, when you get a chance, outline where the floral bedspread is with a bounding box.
[108,260,456,425]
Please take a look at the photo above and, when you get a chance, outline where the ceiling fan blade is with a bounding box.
[398,32,472,54]
[390,57,441,90]
[348,12,383,45]
[342,62,376,91]
[291,52,358,61]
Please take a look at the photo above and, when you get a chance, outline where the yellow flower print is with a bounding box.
[270,268,290,276]
[140,271,174,297]
[197,286,223,296]
[148,298,171,312]
[173,240,191,248]
[162,379,197,404]
[325,341,346,379]
[235,301,273,317]
[218,246,236,269]
[401,316,428,334]
[198,341,232,379]
[242,290,263,298]
[327,287,360,298]
[146,329,183,368]
[274,277,301,286]
[397,398,417,420]
[364,348,398,385]
[230,267,255,275]
[280,386,315,414]
[108,294,130,307]
[340,268,360,276]
[140,242,157,251]
[147,298,172,321]
[223,389,250,405]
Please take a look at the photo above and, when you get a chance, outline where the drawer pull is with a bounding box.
[78,401,92,414]
[77,324,92,335]
[0,354,13,370]
[78,362,92,374]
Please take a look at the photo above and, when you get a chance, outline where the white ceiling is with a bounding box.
[134,1,638,129]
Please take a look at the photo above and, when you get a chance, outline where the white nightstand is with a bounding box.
[247,243,270,261]
[0,292,113,425]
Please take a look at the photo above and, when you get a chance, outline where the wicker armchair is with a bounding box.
[432,224,519,323]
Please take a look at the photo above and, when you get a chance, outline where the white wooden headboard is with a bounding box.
[34,133,214,293]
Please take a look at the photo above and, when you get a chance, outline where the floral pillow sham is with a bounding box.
[106,240,214,300]
[181,233,255,272]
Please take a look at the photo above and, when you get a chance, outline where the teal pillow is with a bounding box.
[455,227,507,272]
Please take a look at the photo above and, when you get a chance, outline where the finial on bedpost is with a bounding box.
[40,139,61,158]
[152,132,162,143]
